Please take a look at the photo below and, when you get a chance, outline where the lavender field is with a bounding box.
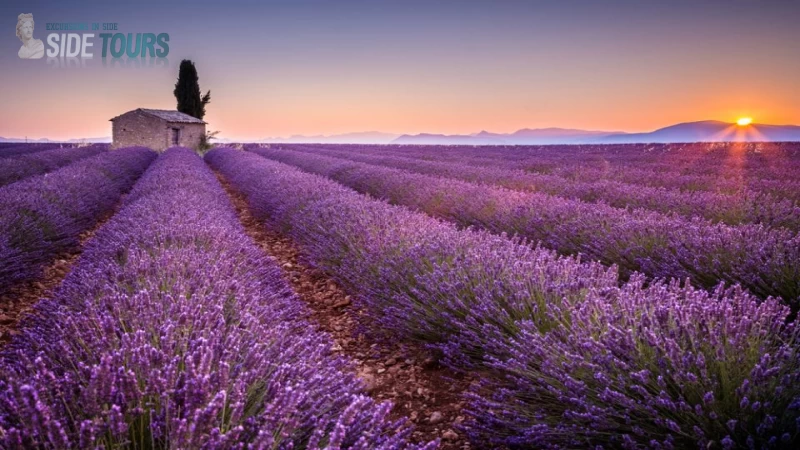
[1,143,799,449]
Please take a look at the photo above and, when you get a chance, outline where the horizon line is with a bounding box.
[4,119,799,142]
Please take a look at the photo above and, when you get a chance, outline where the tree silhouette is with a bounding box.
[173,59,211,120]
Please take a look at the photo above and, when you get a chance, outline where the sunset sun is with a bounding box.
[737,117,753,126]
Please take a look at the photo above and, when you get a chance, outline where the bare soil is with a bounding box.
[216,172,475,449]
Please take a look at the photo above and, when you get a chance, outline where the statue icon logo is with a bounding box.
[17,13,44,59]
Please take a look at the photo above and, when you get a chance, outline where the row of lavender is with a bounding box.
[0,147,156,296]
[0,144,110,188]
[451,142,800,180]
[0,143,72,159]
[326,142,800,184]
[207,147,800,448]
[289,143,800,203]
[248,147,800,304]
[0,148,431,449]
[270,144,800,230]
[529,163,800,203]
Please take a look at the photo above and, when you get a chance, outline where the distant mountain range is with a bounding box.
[401,122,800,145]
[392,128,622,145]
[254,121,800,145]
[4,121,800,145]
[598,121,800,144]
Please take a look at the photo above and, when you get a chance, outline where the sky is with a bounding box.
[1,0,799,140]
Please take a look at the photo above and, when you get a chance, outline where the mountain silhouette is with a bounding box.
[392,121,800,145]
[393,128,620,145]
[5,121,800,145]
[599,120,800,143]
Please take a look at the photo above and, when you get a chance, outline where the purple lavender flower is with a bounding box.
[206,146,800,448]
[0,144,108,187]
[0,147,156,295]
[0,148,429,449]
[246,145,800,303]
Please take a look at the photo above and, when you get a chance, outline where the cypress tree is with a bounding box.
[173,59,211,120]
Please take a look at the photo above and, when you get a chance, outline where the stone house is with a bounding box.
[110,108,206,151]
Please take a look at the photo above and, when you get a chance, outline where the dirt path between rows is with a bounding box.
[0,207,120,345]
[216,172,474,449]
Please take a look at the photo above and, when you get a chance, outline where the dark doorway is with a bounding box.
[171,128,180,145]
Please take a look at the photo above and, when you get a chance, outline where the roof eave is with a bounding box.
[110,108,206,124]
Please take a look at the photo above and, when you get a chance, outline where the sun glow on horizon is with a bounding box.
[737,117,753,126]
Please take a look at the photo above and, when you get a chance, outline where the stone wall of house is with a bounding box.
[112,111,205,152]
[112,111,168,151]
[176,123,205,150]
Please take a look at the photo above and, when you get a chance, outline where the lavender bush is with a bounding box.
[249,147,800,304]
[0,147,156,295]
[469,276,800,448]
[0,143,70,159]
[0,144,108,187]
[274,144,800,230]
[281,142,800,203]
[301,141,800,183]
[0,148,432,449]
[206,147,617,362]
[207,147,800,448]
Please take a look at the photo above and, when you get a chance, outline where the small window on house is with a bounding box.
[171,128,180,145]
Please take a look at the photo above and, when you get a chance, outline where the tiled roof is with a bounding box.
[111,108,206,124]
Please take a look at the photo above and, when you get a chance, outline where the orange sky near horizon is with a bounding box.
[2,62,797,141]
